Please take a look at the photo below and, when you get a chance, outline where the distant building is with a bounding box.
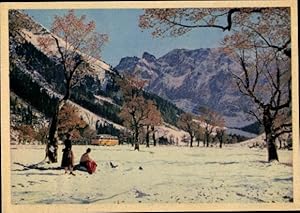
[91,134,119,146]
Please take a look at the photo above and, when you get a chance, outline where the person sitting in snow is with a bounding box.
[79,148,97,174]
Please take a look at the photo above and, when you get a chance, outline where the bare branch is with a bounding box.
[52,35,68,79]
[244,24,291,58]
[248,110,263,124]
[162,8,262,32]
[237,56,265,108]
[163,17,228,31]
[273,123,292,133]
[274,129,292,139]
[270,77,291,111]
[252,44,260,93]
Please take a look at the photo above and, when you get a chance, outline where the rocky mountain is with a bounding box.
[115,48,255,127]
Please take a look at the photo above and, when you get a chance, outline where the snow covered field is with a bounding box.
[10,144,293,205]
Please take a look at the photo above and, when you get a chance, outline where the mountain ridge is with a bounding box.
[115,48,255,128]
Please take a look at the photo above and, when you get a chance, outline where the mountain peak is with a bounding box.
[115,56,140,71]
[142,52,156,63]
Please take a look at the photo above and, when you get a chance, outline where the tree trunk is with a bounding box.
[278,137,282,149]
[189,134,193,147]
[219,140,223,148]
[134,143,140,151]
[153,133,157,146]
[134,126,139,151]
[151,126,156,146]
[130,135,134,146]
[46,96,68,163]
[46,102,60,163]
[206,134,209,147]
[263,109,279,162]
[146,126,150,148]
[266,131,279,161]
[197,139,200,147]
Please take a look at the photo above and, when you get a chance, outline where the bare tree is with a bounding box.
[215,115,226,148]
[151,125,158,146]
[177,113,198,147]
[119,96,160,151]
[198,107,222,147]
[231,47,291,161]
[37,10,108,162]
[195,126,205,147]
[118,75,162,150]
[216,129,226,148]
[142,102,162,147]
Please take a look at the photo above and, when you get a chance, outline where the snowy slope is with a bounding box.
[10,10,126,127]
[68,100,125,131]
[12,59,124,132]
[21,29,108,81]
[12,10,112,82]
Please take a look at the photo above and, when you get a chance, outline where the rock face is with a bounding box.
[115,48,254,127]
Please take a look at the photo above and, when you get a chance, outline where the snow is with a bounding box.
[230,134,270,148]
[155,123,188,146]
[21,28,109,81]
[67,100,125,131]
[94,95,117,106]
[10,144,292,205]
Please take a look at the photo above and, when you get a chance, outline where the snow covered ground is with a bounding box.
[10,144,292,205]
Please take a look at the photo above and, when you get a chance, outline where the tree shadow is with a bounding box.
[273,176,293,182]
[13,162,96,174]
[281,162,293,167]
[205,161,239,165]
[13,162,61,171]
[249,160,292,166]
[73,164,89,173]
[16,172,61,176]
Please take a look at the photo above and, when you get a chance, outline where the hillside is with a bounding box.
[9,10,188,144]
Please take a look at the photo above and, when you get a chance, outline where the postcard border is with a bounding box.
[1,1,299,212]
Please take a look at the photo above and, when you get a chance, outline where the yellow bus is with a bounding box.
[91,134,119,146]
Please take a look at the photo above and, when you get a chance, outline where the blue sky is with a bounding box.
[25,9,225,67]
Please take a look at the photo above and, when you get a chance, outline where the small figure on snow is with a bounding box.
[61,133,75,175]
